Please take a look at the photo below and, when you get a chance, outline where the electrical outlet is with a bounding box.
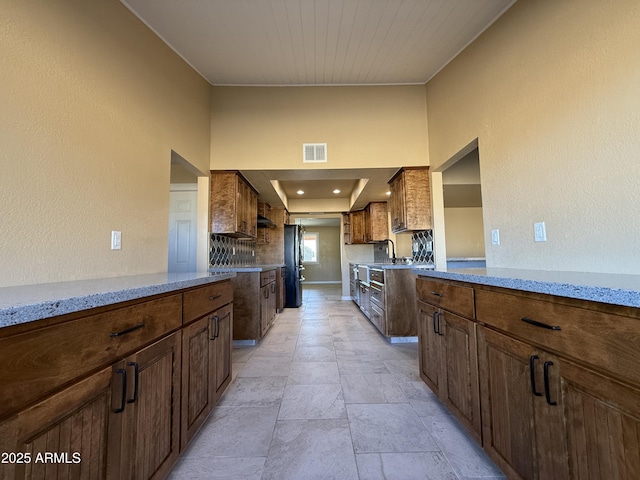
[491,229,500,246]
[111,231,122,250]
[534,222,547,242]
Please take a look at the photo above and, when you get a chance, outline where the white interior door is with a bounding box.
[168,187,197,272]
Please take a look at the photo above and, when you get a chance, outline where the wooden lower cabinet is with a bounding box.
[561,360,640,479]
[110,332,182,480]
[181,303,232,450]
[0,333,182,480]
[0,280,235,480]
[0,367,114,480]
[477,327,568,480]
[417,301,481,441]
[232,270,277,341]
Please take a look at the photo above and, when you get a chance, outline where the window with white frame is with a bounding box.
[302,232,319,264]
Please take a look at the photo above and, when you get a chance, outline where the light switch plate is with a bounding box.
[534,222,547,242]
[491,229,500,246]
[111,231,122,250]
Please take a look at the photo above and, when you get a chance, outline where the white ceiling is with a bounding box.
[125,0,515,209]
[121,0,515,86]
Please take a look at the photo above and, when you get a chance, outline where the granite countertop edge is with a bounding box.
[413,267,640,309]
[0,272,236,329]
[209,264,285,273]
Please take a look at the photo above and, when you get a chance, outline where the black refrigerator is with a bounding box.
[284,225,303,307]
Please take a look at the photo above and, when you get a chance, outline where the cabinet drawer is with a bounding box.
[370,282,385,309]
[183,280,233,324]
[0,294,182,419]
[476,288,640,386]
[370,303,385,334]
[260,271,271,287]
[417,278,475,319]
[268,269,277,283]
[370,268,384,284]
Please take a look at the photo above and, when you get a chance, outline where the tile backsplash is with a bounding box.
[210,234,256,267]
[412,230,434,265]
[371,230,434,266]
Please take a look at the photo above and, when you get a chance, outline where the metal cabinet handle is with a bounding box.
[271,283,276,293]
[430,291,444,297]
[110,322,144,337]
[114,368,127,413]
[529,355,542,396]
[436,312,444,336]
[521,317,561,331]
[543,361,558,406]
[127,362,139,404]
[210,315,220,340]
[432,311,439,334]
[209,294,222,301]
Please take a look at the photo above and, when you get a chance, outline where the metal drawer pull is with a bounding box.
[209,294,222,301]
[529,355,542,396]
[114,368,127,413]
[110,322,145,337]
[127,362,139,404]
[543,361,558,406]
[430,291,444,297]
[521,317,561,330]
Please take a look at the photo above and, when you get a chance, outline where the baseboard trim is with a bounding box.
[302,281,342,285]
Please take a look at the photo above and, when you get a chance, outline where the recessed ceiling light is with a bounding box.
[297,190,305,195]
[385,191,391,196]
[333,189,341,194]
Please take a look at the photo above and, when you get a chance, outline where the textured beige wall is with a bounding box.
[0,0,211,286]
[426,0,640,274]
[444,208,485,258]
[210,86,429,170]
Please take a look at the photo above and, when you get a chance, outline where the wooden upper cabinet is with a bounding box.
[364,202,389,243]
[342,213,351,245]
[346,202,388,245]
[210,171,259,239]
[388,167,431,233]
[350,210,366,244]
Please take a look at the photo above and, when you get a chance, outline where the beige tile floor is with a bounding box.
[169,284,505,480]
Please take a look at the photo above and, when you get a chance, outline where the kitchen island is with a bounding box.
[413,266,640,479]
[0,271,235,480]
[210,264,286,343]
[350,262,430,340]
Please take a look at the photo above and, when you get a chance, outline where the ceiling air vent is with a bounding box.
[303,143,327,163]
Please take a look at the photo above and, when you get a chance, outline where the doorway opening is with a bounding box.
[434,139,486,269]
[168,151,209,273]
[290,215,342,285]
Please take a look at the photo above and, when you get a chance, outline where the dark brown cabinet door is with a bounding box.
[478,327,569,480]
[213,304,233,401]
[260,284,270,337]
[440,311,481,441]
[478,327,538,480]
[117,333,182,480]
[561,359,640,480]
[417,301,442,394]
[0,366,114,480]
[180,316,215,450]
[181,303,233,451]
[390,172,406,233]
[350,210,365,244]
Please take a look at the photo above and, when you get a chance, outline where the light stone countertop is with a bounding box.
[413,267,640,309]
[209,264,284,273]
[0,271,236,329]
